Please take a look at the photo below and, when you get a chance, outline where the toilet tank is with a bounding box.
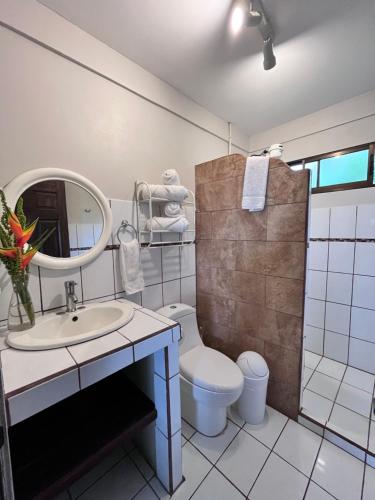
[156,303,203,355]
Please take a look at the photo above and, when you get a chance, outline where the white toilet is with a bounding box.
[157,303,244,436]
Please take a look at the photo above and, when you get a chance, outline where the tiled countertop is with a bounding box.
[0,299,180,425]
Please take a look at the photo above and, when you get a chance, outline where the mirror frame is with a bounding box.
[3,168,113,270]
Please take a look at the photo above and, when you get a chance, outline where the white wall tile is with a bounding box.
[154,341,179,379]
[309,242,328,271]
[110,199,135,245]
[162,279,180,306]
[324,331,349,364]
[330,206,356,238]
[141,248,162,286]
[325,302,350,335]
[307,271,327,300]
[304,325,324,355]
[352,275,375,310]
[349,337,375,374]
[350,306,375,343]
[305,298,325,329]
[328,242,355,274]
[162,247,180,281]
[82,250,115,301]
[134,329,173,361]
[181,276,196,306]
[326,272,352,305]
[356,204,375,238]
[142,284,163,311]
[80,347,134,389]
[354,243,375,276]
[310,208,330,238]
[180,245,196,278]
[154,373,181,437]
[40,266,82,311]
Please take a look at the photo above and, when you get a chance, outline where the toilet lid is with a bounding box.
[180,346,244,393]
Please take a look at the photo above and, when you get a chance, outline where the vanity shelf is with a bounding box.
[9,369,156,500]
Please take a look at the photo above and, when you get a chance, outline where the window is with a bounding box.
[289,143,374,193]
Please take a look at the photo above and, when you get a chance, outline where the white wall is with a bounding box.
[0,0,249,200]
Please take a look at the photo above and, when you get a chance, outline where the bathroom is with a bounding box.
[0,0,374,499]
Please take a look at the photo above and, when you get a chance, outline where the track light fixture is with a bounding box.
[247,1,262,27]
[263,36,276,70]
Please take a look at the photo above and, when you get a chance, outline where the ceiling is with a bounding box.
[39,0,375,136]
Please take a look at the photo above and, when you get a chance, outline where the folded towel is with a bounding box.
[164,202,185,217]
[119,240,144,295]
[242,156,269,212]
[139,184,188,202]
[162,169,180,185]
[145,216,189,233]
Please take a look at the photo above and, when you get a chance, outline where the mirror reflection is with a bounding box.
[20,180,103,258]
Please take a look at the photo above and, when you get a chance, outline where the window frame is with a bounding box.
[289,142,375,193]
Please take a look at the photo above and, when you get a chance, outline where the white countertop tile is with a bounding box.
[1,347,76,395]
[68,331,131,365]
[118,309,170,343]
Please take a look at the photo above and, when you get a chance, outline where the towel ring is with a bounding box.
[116,219,138,243]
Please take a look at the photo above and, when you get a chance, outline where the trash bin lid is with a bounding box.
[237,351,268,379]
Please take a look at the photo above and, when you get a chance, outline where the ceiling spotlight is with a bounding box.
[230,5,245,35]
[247,1,262,27]
[263,36,276,70]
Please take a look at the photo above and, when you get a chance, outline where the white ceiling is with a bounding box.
[39,0,375,136]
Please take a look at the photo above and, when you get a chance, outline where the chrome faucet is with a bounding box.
[64,280,78,312]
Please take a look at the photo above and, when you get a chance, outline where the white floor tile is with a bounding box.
[316,358,346,381]
[190,420,240,463]
[343,366,375,393]
[302,390,333,425]
[369,422,375,453]
[363,464,375,500]
[216,430,269,496]
[134,485,158,500]
[79,456,146,500]
[228,405,245,427]
[307,372,340,401]
[304,351,322,370]
[243,405,288,449]
[149,478,171,500]
[312,440,364,500]
[191,468,243,500]
[274,420,322,476]
[249,452,308,500]
[327,404,369,448]
[336,382,372,417]
[303,367,314,387]
[130,448,155,481]
[181,418,196,439]
[170,442,212,500]
[304,482,335,499]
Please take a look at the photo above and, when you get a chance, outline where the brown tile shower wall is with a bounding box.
[195,154,309,419]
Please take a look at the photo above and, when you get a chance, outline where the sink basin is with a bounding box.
[7,301,135,350]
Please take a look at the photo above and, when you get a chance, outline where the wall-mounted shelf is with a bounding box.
[9,370,156,500]
[136,181,195,248]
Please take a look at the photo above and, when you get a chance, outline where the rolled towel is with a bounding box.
[162,169,180,185]
[119,240,144,295]
[164,202,185,217]
[242,156,269,212]
[145,216,189,233]
[139,184,188,202]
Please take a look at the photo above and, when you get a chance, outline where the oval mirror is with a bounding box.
[3,168,112,269]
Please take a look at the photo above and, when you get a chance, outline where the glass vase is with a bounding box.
[7,274,35,332]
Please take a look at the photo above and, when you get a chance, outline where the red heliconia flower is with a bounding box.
[0,245,37,269]
[8,211,37,248]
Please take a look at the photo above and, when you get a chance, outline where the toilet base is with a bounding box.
[180,375,242,437]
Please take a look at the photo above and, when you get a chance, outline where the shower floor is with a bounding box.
[302,350,375,453]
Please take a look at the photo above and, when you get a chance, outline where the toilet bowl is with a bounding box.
[157,303,244,436]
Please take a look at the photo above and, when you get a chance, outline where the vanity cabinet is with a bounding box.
[0,301,183,499]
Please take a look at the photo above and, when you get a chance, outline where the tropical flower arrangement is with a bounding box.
[0,189,53,330]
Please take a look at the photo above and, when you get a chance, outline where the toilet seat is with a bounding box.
[180,346,243,394]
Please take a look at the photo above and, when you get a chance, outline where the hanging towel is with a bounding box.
[242,156,269,212]
[138,184,188,202]
[164,202,185,217]
[119,240,144,295]
[145,216,189,233]
[162,169,181,185]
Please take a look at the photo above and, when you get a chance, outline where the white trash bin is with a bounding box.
[236,351,269,425]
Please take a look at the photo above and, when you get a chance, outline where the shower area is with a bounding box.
[195,151,375,462]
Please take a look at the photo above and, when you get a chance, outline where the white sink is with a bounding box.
[7,301,135,350]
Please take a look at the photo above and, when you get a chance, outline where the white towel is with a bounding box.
[139,184,188,202]
[242,156,269,212]
[164,202,185,217]
[145,216,189,233]
[162,169,180,185]
[119,240,144,295]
